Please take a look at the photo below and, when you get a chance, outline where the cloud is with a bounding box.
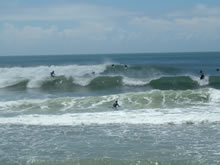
[167,4,220,18]
[0,3,136,42]
[2,23,57,40]
[0,4,135,22]
[130,4,220,41]
[0,3,220,55]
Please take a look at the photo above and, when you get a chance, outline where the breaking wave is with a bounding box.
[0,88,219,125]
[0,64,218,91]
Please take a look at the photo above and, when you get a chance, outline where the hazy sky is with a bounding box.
[0,0,220,55]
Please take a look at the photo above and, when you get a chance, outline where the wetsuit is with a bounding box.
[113,101,120,108]
[50,71,55,77]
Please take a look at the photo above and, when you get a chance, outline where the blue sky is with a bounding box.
[0,0,220,55]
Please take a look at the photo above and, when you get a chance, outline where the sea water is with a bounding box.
[0,52,220,165]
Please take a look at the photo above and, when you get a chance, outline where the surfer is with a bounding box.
[200,70,205,80]
[50,71,55,78]
[216,68,219,72]
[124,64,128,69]
[113,100,120,109]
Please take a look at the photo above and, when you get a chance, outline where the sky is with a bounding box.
[0,0,220,56]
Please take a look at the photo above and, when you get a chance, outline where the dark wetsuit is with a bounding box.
[200,70,205,80]
[200,73,205,80]
[50,71,55,78]
[113,101,120,108]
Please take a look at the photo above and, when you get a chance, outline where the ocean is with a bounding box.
[0,52,220,165]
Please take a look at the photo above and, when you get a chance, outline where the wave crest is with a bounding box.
[1,65,220,91]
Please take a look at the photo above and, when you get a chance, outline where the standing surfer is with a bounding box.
[200,70,205,80]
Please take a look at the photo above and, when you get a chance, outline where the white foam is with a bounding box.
[190,75,209,86]
[0,64,107,88]
[0,107,220,126]
[122,77,150,86]
[209,88,220,104]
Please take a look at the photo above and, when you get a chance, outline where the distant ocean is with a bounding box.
[0,52,220,165]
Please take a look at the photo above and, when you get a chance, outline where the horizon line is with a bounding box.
[0,50,220,57]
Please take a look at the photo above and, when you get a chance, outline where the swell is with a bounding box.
[149,76,199,90]
[3,75,220,91]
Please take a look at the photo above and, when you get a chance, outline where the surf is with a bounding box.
[0,88,217,116]
[0,63,220,95]
[0,106,219,126]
